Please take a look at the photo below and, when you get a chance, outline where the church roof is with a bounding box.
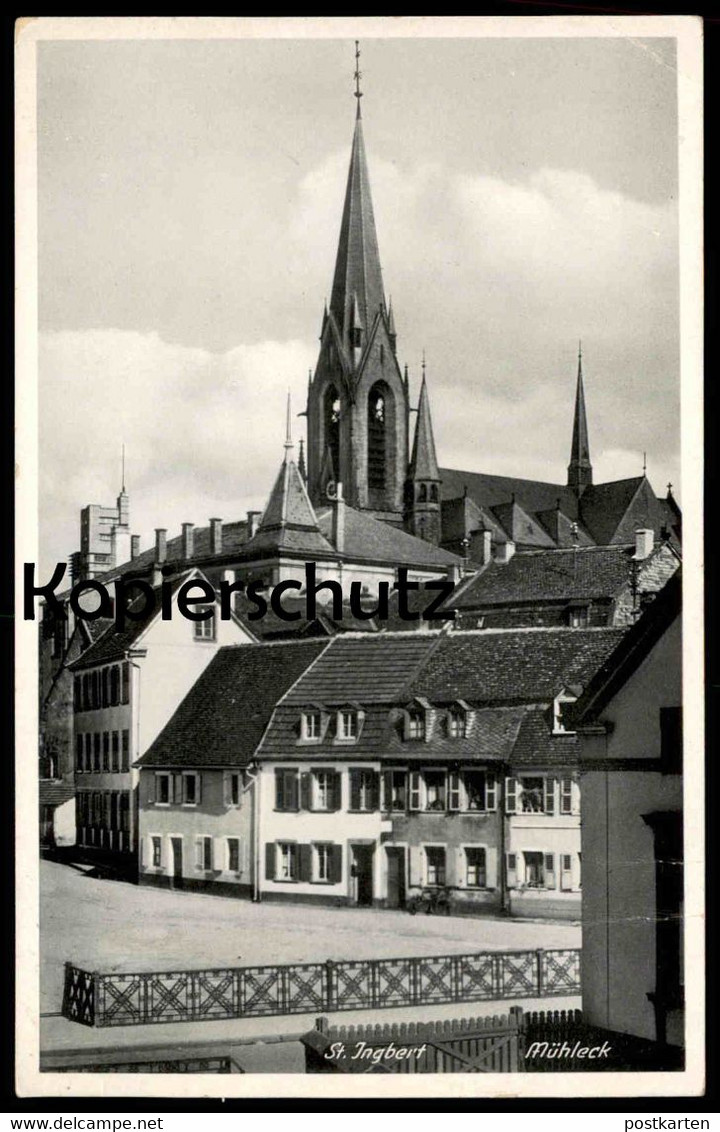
[439,467,580,520]
[315,503,462,569]
[329,112,386,356]
[409,375,440,482]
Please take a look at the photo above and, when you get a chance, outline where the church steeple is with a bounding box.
[328,61,386,361]
[567,342,593,496]
[407,363,441,545]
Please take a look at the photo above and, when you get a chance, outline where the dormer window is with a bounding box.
[406,708,425,741]
[302,710,322,742]
[338,709,358,740]
[553,690,578,734]
[448,707,466,739]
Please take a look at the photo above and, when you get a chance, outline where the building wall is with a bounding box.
[506,773,582,920]
[390,810,501,914]
[138,768,253,895]
[580,616,683,1042]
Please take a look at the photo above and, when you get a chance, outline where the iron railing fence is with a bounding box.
[62,947,580,1029]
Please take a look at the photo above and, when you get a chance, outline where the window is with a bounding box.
[121,731,130,773]
[553,691,577,734]
[195,836,213,871]
[560,777,574,815]
[338,710,358,740]
[406,709,425,740]
[155,772,171,805]
[383,770,407,812]
[524,851,545,887]
[151,836,162,868]
[507,852,518,887]
[349,769,377,812]
[102,732,110,772]
[448,708,466,738]
[121,662,130,704]
[110,665,120,706]
[278,842,298,881]
[111,731,119,772]
[76,735,83,772]
[302,711,322,741]
[409,771,422,811]
[227,838,241,873]
[660,707,683,775]
[313,770,335,811]
[275,769,299,811]
[194,609,216,641]
[183,772,199,805]
[465,847,487,888]
[425,846,446,886]
[568,605,589,628]
[225,772,241,807]
[314,843,331,882]
[424,771,447,811]
[448,772,461,811]
[465,771,488,811]
[93,734,101,772]
[520,777,544,813]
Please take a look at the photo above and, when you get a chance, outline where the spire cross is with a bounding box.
[354,40,363,112]
[422,349,426,378]
[643,451,647,475]
[121,444,125,492]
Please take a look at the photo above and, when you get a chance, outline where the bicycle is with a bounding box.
[407,886,452,915]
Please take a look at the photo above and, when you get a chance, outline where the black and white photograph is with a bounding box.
[15,15,704,1099]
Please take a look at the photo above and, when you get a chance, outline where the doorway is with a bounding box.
[351,844,374,907]
[385,846,406,909]
[170,836,183,890]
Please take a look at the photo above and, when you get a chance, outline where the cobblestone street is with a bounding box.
[41,859,580,1015]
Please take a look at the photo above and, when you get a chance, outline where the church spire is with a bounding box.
[329,44,385,360]
[409,370,440,483]
[567,341,593,496]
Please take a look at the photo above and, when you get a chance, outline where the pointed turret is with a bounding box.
[407,368,441,545]
[567,342,593,496]
[329,109,385,359]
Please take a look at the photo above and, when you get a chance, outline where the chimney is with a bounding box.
[471,528,493,566]
[447,562,462,586]
[155,528,167,564]
[182,522,194,560]
[634,528,654,561]
[210,518,223,556]
[495,540,516,564]
[131,535,140,560]
[247,511,262,539]
[332,483,345,555]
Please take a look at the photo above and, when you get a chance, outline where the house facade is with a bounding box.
[573,573,684,1052]
[70,568,253,865]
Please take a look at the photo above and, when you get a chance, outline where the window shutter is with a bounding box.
[196,773,202,804]
[448,772,461,812]
[544,777,556,816]
[298,844,312,882]
[223,773,231,807]
[408,845,423,887]
[330,843,343,884]
[349,770,360,812]
[300,772,312,811]
[330,770,342,812]
[369,771,380,812]
[486,848,498,889]
[409,771,422,811]
[195,838,204,870]
[505,777,517,814]
[381,771,391,811]
[265,842,276,881]
[172,773,182,804]
[288,771,299,812]
[147,774,156,805]
[572,779,580,815]
[486,773,497,811]
[544,853,556,888]
[274,769,284,810]
[506,852,517,888]
[454,847,465,888]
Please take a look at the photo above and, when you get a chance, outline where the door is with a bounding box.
[170,837,183,890]
[385,847,406,909]
[352,845,374,906]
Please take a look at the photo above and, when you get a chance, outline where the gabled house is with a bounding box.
[572,573,684,1053]
[68,567,253,866]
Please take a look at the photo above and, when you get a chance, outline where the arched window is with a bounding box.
[323,383,341,482]
[418,483,427,503]
[368,383,388,492]
[430,484,439,502]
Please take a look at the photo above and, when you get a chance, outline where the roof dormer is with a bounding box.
[403,696,436,742]
[446,700,475,739]
[334,702,366,744]
[553,686,582,734]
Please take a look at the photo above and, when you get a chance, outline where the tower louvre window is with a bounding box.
[323,384,341,485]
[368,383,389,493]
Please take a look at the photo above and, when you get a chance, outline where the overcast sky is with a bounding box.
[37,33,680,576]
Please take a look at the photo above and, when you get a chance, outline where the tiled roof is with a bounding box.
[239,454,337,560]
[408,627,625,703]
[510,709,581,768]
[409,377,440,482]
[39,779,75,806]
[68,572,195,670]
[578,477,647,545]
[440,467,580,521]
[280,634,441,705]
[315,504,462,568]
[453,545,642,608]
[490,499,557,548]
[137,639,330,769]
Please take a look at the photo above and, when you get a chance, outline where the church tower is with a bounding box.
[406,360,442,545]
[567,343,593,497]
[306,45,409,526]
